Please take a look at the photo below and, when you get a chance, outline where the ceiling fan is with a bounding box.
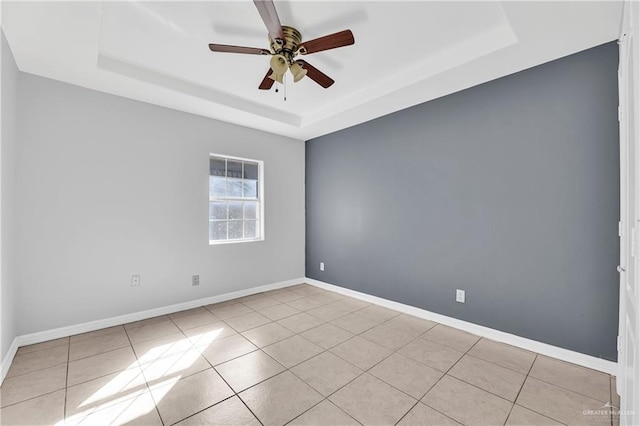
[208,0,355,90]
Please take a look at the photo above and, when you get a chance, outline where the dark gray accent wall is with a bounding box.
[306,42,620,360]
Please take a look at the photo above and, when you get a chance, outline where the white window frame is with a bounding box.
[209,153,264,245]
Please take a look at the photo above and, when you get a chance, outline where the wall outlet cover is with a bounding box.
[456,289,465,303]
[320,262,325,271]
[192,275,200,286]
[131,275,140,287]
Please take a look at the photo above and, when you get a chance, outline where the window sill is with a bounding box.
[209,238,264,246]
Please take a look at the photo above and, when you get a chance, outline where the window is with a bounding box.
[209,154,263,244]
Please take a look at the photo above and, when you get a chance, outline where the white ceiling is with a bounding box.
[2,1,623,141]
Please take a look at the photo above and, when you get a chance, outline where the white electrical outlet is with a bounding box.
[456,289,465,303]
[192,275,200,286]
[131,275,140,287]
[320,262,325,271]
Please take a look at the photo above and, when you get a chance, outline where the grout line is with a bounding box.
[503,353,538,425]
[63,336,71,421]
[395,334,484,425]
[124,318,165,426]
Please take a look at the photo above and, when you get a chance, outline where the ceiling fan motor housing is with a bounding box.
[269,26,302,64]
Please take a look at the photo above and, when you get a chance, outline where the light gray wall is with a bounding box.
[1,30,18,361]
[15,73,305,335]
[306,42,620,360]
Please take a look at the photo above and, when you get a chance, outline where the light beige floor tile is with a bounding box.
[270,289,305,303]
[241,322,293,347]
[369,353,443,399]
[16,337,69,356]
[215,350,285,392]
[241,296,281,311]
[6,345,68,378]
[506,404,563,425]
[65,365,148,418]
[66,389,162,425]
[516,377,610,425]
[69,331,131,361]
[259,303,300,321]
[176,396,261,425]
[287,296,328,311]
[171,310,219,331]
[70,325,127,342]
[135,335,211,384]
[422,325,480,353]
[200,334,258,366]
[385,315,437,334]
[67,346,138,387]
[468,338,536,374]
[301,323,354,349]
[397,402,462,426]
[277,312,325,334]
[330,311,381,334]
[360,323,420,351]
[529,355,611,402]
[263,335,324,368]
[126,319,181,344]
[330,336,392,370]
[151,368,234,425]
[307,304,353,322]
[0,389,65,425]
[329,373,416,425]
[123,316,169,331]
[225,311,271,332]
[182,321,237,348]
[289,400,360,426]
[131,332,187,356]
[332,298,371,312]
[422,375,512,426]
[0,364,67,407]
[356,305,401,323]
[206,303,253,320]
[449,354,526,401]
[291,351,362,396]
[398,338,464,372]
[239,371,323,426]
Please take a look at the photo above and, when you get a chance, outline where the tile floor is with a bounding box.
[0,284,620,426]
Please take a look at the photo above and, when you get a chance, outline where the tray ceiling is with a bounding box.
[2,1,623,140]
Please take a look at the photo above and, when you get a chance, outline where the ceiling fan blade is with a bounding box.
[208,44,270,55]
[298,30,354,55]
[297,60,335,88]
[253,0,285,41]
[259,69,275,90]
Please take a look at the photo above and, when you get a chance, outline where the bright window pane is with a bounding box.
[210,221,227,240]
[227,178,243,198]
[210,176,226,198]
[228,220,243,239]
[209,155,262,244]
[244,202,257,220]
[210,202,227,220]
[244,220,257,238]
[229,201,243,220]
[243,180,257,199]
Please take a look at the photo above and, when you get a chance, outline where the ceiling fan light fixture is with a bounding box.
[269,72,284,84]
[290,61,307,83]
[270,54,288,75]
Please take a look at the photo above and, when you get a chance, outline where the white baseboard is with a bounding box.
[0,337,19,384]
[0,277,305,384]
[306,278,618,376]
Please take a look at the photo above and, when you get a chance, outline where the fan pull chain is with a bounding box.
[284,75,287,101]
[274,81,279,93]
